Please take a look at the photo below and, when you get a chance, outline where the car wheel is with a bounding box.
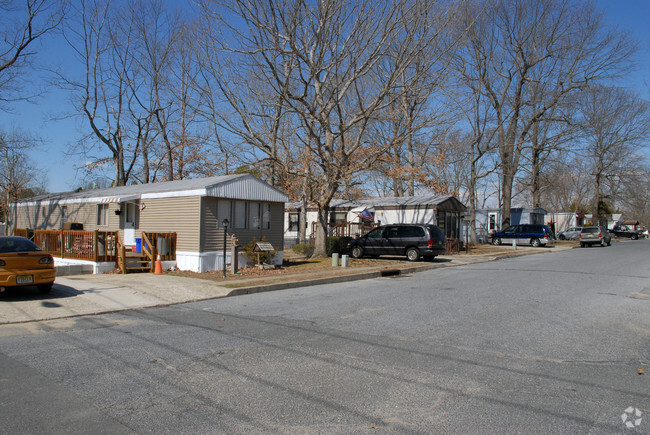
[406,247,420,261]
[491,237,502,246]
[37,283,53,294]
[559,235,566,240]
[531,238,541,248]
[631,234,638,240]
[351,246,364,259]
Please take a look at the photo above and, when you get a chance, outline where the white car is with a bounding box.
[558,227,583,240]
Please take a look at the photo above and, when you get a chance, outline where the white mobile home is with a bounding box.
[285,195,467,247]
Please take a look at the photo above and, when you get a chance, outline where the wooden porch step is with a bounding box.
[125,267,151,273]
[125,259,150,264]
[123,256,152,273]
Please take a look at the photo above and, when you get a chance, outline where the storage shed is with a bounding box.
[9,174,289,273]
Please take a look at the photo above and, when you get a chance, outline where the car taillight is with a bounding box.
[39,256,53,264]
[427,240,433,248]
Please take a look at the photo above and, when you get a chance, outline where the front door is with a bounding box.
[123,201,139,245]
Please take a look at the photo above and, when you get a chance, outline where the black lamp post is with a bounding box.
[222,219,229,278]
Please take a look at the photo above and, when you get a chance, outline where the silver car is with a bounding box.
[579,226,611,247]
[558,226,583,240]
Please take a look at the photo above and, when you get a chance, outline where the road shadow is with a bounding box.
[356,255,452,263]
[0,283,83,302]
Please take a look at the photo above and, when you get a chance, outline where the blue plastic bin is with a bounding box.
[136,238,142,253]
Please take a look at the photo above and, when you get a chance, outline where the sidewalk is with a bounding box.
[0,244,572,326]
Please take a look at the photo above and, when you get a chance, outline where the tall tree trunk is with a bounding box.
[314,205,329,257]
[299,194,308,245]
[469,162,478,244]
[593,164,603,226]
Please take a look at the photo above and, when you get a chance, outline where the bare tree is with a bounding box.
[370,54,453,197]
[0,0,65,107]
[575,85,650,225]
[0,128,47,220]
[198,0,459,256]
[528,153,592,212]
[195,3,298,187]
[458,0,635,228]
[613,168,649,226]
[59,0,145,186]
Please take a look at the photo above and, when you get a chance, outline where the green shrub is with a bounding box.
[292,243,315,258]
[327,236,353,256]
[241,237,277,266]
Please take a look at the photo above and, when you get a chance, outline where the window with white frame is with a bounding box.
[488,213,498,231]
[288,212,299,231]
[97,204,109,226]
[330,211,347,223]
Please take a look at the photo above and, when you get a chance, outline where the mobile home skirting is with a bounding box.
[176,250,284,273]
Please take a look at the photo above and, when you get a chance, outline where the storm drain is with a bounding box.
[380,269,401,277]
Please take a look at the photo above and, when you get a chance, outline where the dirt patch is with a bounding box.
[167,256,410,284]
[166,242,577,286]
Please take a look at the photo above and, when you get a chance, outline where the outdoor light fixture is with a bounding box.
[222,219,229,278]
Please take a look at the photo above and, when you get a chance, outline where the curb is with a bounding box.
[224,246,572,297]
[226,262,440,297]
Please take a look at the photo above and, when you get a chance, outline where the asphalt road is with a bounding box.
[1,240,648,434]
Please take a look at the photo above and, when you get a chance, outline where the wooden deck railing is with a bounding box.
[310,222,379,238]
[14,229,175,266]
[26,229,119,262]
[446,238,462,255]
[139,232,176,272]
[14,228,29,239]
[116,231,127,274]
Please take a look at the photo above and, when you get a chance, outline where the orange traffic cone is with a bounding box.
[154,254,163,275]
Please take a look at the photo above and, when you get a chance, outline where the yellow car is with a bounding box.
[0,236,56,294]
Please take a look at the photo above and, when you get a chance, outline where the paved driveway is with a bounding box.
[0,274,230,324]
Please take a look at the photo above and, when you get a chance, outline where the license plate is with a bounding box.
[16,275,33,284]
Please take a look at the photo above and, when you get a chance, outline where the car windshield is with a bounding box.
[0,237,42,253]
[582,227,599,234]
[365,228,383,239]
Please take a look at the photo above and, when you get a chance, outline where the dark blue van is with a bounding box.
[490,224,554,247]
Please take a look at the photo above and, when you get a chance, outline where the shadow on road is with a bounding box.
[0,284,83,302]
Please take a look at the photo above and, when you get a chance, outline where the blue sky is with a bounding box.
[2,0,649,193]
